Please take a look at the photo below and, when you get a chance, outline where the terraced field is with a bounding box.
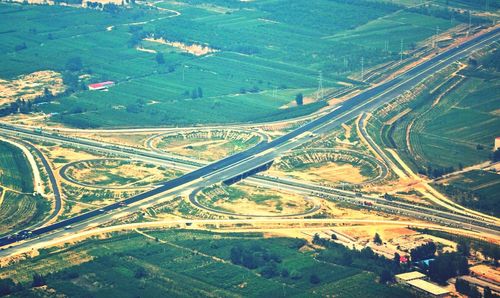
[62,159,182,189]
[196,184,317,216]
[0,191,48,236]
[152,129,263,161]
[368,47,500,175]
[270,149,386,186]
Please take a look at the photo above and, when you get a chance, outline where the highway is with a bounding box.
[0,26,498,249]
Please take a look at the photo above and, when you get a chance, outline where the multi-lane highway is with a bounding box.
[0,26,499,249]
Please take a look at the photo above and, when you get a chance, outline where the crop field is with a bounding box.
[325,10,460,53]
[379,0,499,11]
[434,170,500,217]
[0,141,33,192]
[0,141,50,234]
[0,191,49,236]
[0,0,473,127]
[367,47,500,175]
[407,76,499,169]
[0,230,412,297]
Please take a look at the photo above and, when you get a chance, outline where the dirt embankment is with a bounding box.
[0,70,65,106]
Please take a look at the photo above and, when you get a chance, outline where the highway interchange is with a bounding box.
[0,26,499,255]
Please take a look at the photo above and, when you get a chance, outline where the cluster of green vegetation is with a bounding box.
[409,242,436,262]
[312,234,406,284]
[426,252,469,284]
[0,230,413,297]
[456,278,496,298]
[0,0,478,127]
[412,228,500,263]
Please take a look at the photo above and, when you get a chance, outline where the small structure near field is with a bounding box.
[395,271,426,283]
[395,271,450,298]
[406,279,450,298]
[88,81,115,91]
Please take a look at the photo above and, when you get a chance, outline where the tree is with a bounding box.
[155,52,165,64]
[14,42,27,52]
[455,278,470,294]
[313,233,320,243]
[295,93,304,106]
[393,252,401,266]
[31,273,46,287]
[410,242,436,262]
[65,57,83,72]
[379,269,393,284]
[191,88,198,99]
[493,149,500,162]
[260,262,279,278]
[230,246,242,265]
[428,253,469,284]
[373,233,382,245]
[309,273,321,284]
[290,270,302,280]
[457,240,470,257]
[134,267,148,279]
[281,268,289,278]
[0,278,16,296]
[484,287,495,298]
[331,234,338,240]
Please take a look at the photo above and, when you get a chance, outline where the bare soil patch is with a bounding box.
[0,70,65,106]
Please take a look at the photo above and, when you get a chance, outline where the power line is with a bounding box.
[400,39,404,63]
[316,71,324,101]
[467,10,471,37]
[361,57,364,82]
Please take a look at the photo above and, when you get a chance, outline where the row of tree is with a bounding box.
[313,234,404,284]
[0,273,47,297]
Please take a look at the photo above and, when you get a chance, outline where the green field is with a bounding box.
[367,47,500,175]
[434,170,500,217]
[0,230,413,297]
[0,140,49,235]
[0,141,33,192]
[0,0,476,127]
[0,191,49,236]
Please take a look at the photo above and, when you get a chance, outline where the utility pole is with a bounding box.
[361,57,364,81]
[433,26,440,48]
[182,64,185,81]
[400,39,404,63]
[316,71,324,101]
[467,10,471,37]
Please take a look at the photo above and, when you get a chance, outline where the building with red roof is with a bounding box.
[88,81,115,91]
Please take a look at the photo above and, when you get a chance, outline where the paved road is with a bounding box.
[0,26,498,249]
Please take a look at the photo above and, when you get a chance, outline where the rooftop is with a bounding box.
[406,279,449,296]
[395,271,426,281]
[88,81,115,89]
